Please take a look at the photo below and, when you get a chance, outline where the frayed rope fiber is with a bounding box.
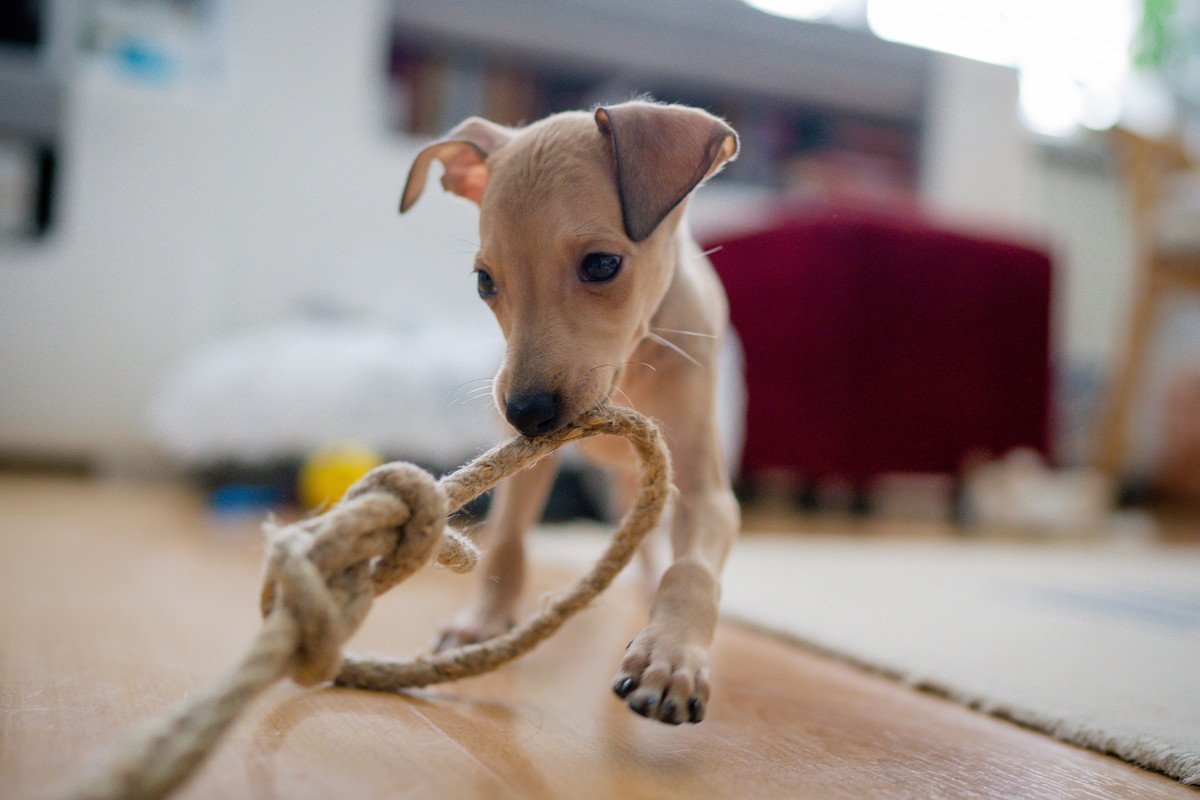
[56,404,672,800]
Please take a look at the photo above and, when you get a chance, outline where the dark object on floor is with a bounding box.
[195,458,606,523]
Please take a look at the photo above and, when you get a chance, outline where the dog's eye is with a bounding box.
[475,269,496,299]
[580,253,622,283]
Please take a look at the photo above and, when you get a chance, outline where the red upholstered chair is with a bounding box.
[706,206,1053,483]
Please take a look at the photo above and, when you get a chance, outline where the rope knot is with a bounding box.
[347,464,480,575]
[259,463,462,686]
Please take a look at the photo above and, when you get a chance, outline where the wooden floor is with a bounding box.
[1,475,1195,800]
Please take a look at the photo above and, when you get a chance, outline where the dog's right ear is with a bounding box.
[400,117,513,212]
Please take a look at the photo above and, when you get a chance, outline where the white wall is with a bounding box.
[919,54,1038,230]
[0,0,490,462]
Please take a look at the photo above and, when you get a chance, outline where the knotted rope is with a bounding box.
[58,404,671,800]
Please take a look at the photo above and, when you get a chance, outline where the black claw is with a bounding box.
[613,677,636,698]
[626,639,634,650]
[661,699,680,725]
[688,698,703,723]
[631,695,658,717]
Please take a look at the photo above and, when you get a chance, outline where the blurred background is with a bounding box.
[1,0,1198,535]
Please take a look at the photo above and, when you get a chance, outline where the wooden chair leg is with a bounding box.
[1097,271,1164,477]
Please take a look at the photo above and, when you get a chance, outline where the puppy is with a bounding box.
[401,101,740,725]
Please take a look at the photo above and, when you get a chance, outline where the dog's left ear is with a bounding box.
[595,102,739,242]
[400,117,514,212]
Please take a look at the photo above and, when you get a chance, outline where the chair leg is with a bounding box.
[1097,271,1164,477]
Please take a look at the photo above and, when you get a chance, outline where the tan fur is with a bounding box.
[403,100,741,725]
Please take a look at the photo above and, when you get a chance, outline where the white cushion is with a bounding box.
[147,318,746,474]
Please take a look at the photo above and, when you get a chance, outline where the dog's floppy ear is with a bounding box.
[594,102,738,241]
[400,117,514,212]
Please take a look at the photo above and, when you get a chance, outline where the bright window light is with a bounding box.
[743,0,852,21]
[867,0,1019,66]
[866,0,1137,136]
[1018,69,1088,137]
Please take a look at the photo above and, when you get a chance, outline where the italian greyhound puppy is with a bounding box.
[401,100,740,725]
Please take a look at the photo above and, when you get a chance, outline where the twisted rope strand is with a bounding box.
[56,404,671,800]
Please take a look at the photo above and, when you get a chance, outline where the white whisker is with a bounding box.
[448,383,497,408]
[585,361,658,378]
[688,245,723,260]
[651,326,717,339]
[449,377,494,392]
[453,384,494,399]
[450,391,497,409]
[646,332,701,368]
[612,385,638,410]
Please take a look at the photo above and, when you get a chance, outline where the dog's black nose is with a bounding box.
[505,392,561,437]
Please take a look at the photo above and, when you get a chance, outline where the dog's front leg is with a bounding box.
[612,457,739,724]
[434,452,559,651]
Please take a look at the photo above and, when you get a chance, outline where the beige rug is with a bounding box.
[534,528,1200,785]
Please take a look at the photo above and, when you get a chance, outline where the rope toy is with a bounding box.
[58,404,671,800]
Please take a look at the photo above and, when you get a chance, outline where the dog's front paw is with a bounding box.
[431,608,515,653]
[611,628,711,724]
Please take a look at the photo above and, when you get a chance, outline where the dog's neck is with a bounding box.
[625,215,722,383]
[648,217,708,332]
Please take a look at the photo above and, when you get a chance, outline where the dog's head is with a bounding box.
[401,101,737,436]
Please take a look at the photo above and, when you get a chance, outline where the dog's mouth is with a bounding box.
[553,374,619,430]
[504,364,625,437]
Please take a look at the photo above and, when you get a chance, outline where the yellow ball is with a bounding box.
[297,442,384,509]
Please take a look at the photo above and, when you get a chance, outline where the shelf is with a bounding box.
[384,2,927,194]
